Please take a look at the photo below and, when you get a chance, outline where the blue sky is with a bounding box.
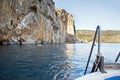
[54,0,120,30]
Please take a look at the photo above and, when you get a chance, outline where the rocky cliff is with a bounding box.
[0,0,75,45]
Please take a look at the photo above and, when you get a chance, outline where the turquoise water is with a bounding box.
[0,43,119,80]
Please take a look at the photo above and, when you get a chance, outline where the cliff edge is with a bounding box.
[0,0,76,45]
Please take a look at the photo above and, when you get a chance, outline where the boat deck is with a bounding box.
[75,62,120,80]
[104,62,120,70]
[75,70,120,80]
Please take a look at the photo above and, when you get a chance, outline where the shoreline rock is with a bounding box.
[0,0,76,45]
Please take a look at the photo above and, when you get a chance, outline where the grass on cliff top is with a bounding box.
[76,30,120,43]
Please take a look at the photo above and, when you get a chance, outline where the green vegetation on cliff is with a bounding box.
[76,30,120,43]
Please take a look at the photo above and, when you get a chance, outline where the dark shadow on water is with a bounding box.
[0,44,77,80]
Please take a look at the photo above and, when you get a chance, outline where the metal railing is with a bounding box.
[84,25,102,75]
[84,26,119,75]
[115,52,120,62]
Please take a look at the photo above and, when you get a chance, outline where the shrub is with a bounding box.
[47,15,53,21]
[30,6,37,12]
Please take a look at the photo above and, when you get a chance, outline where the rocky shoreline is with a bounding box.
[0,0,76,45]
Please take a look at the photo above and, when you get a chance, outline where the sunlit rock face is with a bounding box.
[0,0,75,45]
[56,8,76,43]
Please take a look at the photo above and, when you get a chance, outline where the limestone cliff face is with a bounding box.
[56,8,76,43]
[0,0,75,45]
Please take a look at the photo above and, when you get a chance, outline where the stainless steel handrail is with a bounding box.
[84,25,101,75]
[115,52,120,62]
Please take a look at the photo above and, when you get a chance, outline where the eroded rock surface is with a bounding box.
[0,0,75,45]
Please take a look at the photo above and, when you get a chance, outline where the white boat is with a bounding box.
[75,26,120,80]
[76,70,120,80]
[76,63,120,80]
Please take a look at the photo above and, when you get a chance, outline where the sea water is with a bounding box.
[0,43,119,80]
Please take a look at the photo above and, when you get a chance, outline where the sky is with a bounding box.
[54,0,120,30]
